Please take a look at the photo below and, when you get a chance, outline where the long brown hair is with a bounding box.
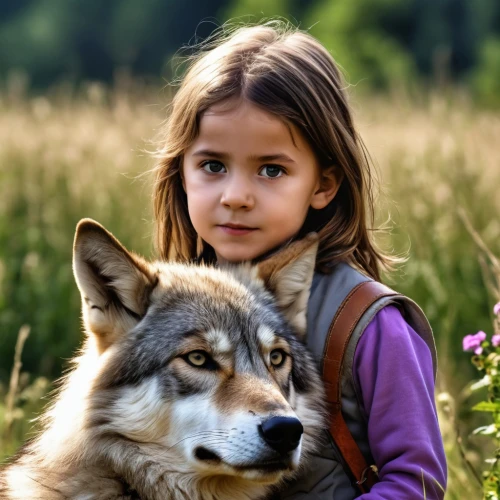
[153,21,394,281]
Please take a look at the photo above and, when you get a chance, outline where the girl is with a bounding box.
[153,21,447,499]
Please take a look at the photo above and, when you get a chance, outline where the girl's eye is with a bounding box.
[270,349,287,368]
[202,161,226,174]
[259,165,284,178]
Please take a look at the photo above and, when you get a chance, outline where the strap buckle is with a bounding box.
[356,464,379,485]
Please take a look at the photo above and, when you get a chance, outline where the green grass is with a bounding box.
[0,375,50,459]
[0,84,498,497]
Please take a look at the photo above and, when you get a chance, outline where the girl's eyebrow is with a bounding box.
[191,149,296,164]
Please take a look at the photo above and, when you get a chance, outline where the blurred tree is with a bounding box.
[221,0,296,23]
[0,0,76,85]
[0,0,229,88]
[303,0,500,95]
[0,0,33,20]
[468,0,500,106]
[470,37,500,107]
[0,0,500,99]
[305,0,417,90]
[409,0,476,83]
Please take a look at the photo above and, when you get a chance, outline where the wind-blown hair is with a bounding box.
[153,21,393,280]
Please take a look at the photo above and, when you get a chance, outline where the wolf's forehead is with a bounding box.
[155,263,257,308]
[204,325,278,354]
[151,290,280,341]
[144,263,287,347]
[205,328,232,354]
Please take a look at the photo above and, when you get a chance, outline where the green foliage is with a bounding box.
[306,0,417,90]
[0,0,229,85]
[0,0,74,80]
[0,376,50,460]
[470,38,500,108]
[0,0,500,104]
[464,319,500,498]
[222,0,293,21]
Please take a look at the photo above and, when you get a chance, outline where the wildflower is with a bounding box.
[463,331,487,355]
[494,302,500,316]
[492,334,500,347]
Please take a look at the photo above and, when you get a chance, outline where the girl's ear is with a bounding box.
[310,166,344,210]
[255,235,318,339]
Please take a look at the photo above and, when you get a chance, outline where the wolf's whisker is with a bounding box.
[225,447,256,465]
[171,430,229,443]
[183,429,231,439]
[166,430,230,451]
[173,437,230,449]
[192,435,230,441]
[192,439,230,447]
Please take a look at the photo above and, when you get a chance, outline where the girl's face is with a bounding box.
[182,99,340,263]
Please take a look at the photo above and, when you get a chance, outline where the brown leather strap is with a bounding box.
[322,280,398,493]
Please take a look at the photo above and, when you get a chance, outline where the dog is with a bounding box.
[0,219,326,500]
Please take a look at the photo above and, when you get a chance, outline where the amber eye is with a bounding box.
[183,350,218,371]
[187,351,207,367]
[270,349,287,368]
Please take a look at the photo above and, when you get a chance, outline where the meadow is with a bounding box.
[0,82,499,498]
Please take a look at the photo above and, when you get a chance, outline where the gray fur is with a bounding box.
[0,220,326,500]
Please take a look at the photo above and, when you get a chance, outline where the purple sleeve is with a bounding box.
[353,305,447,499]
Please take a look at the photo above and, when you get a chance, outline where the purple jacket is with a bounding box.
[354,305,447,498]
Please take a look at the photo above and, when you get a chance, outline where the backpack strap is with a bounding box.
[322,280,398,494]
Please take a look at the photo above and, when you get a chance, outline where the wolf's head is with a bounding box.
[72,219,325,493]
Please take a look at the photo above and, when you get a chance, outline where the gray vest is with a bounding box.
[280,262,437,499]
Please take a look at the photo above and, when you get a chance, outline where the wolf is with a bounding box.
[0,219,326,500]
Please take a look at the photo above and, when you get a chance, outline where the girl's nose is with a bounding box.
[220,174,255,210]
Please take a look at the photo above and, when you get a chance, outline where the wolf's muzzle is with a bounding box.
[259,416,304,455]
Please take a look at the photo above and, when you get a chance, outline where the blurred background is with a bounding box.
[1,0,500,100]
[1,1,500,498]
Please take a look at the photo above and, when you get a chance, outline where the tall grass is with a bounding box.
[360,93,500,386]
[0,84,498,497]
[0,83,158,381]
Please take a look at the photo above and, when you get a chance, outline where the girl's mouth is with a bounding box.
[217,225,258,236]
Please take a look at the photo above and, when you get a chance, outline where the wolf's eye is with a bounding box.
[187,351,208,367]
[184,350,218,370]
[270,349,287,368]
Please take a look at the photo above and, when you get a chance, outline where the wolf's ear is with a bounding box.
[256,235,318,339]
[73,219,157,353]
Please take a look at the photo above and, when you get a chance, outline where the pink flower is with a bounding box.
[463,331,487,354]
[494,302,500,316]
[492,334,500,347]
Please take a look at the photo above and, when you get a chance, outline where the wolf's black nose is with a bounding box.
[259,416,304,454]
